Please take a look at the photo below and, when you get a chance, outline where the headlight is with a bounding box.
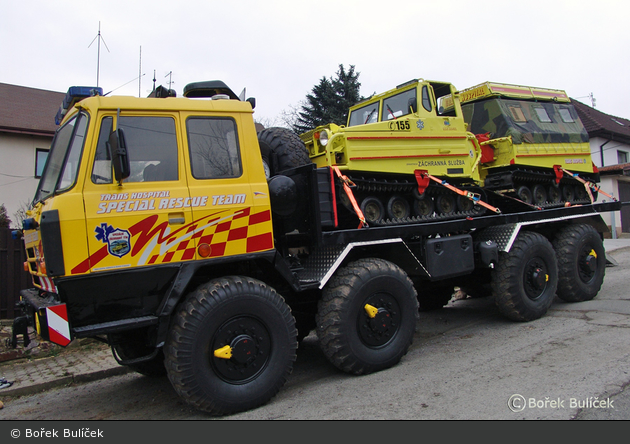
[319,129,330,146]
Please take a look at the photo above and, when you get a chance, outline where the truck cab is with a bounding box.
[19,83,274,344]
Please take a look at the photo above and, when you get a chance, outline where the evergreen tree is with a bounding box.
[292,64,363,134]
[0,204,11,228]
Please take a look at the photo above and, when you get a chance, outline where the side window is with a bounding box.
[92,116,178,183]
[186,117,242,179]
[508,105,527,123]
[558,107,575,123]
[533,106,552,123]
[35,148,49,178]
[382,89,416,121]
[422,86,432,112]
[348,102,379,126]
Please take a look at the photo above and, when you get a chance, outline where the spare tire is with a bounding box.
[257,127,311,178]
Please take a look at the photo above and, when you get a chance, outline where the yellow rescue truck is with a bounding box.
[11,80,623,416]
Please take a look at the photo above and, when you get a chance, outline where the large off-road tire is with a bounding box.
[552,224,605,302]
[492,231,558,322]
[164,276,298,416]
[316,258,419,375]
[257,127,311,178]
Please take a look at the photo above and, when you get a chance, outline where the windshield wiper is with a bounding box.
[364,109,376,124]
[387,105,397,120]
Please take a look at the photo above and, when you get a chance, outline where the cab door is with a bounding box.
[78,113,194,275]
[182,114,274,261]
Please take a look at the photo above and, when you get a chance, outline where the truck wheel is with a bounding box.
[257,127,311,178]
[316,258,419,375]
[492,231,558,322]
[552,224,605,302]
[164,276,298,415]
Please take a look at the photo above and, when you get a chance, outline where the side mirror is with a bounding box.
[247,97,256,109]
[107,128,130,184]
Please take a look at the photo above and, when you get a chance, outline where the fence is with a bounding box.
[0,228,31,319]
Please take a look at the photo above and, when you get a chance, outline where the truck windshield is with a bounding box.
[33,112,88,204]
[348,102,379,127]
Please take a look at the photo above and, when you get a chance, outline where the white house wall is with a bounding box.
[0,133,52,228]
[590,136,630,168]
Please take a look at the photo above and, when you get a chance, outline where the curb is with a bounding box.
[0,366,132,398]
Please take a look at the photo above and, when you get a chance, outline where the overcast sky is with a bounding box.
[1,0,629,125]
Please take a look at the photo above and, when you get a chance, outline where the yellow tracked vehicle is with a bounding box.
[301,79,601,225]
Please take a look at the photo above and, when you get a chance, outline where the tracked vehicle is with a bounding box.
[300,79,601,226]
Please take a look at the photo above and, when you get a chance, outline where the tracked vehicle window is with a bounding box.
[422,86,432,112]
[382,89,416,121]
[559,107,575,123]
[348,102,379,126]
[534,106,552,123]
[186,117,242,179]
[92,116,178,183]
[508,105,527,123]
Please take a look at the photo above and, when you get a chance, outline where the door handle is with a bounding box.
[168,212,186,225]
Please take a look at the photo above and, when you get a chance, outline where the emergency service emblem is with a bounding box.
[95,223,131,258]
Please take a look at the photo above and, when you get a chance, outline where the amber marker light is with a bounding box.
[198,243,212,258]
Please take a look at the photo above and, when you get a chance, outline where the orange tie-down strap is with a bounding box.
[561,167,617,202]
[333,166,368,228]
[415,170,501,214]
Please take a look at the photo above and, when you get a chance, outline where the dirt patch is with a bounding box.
[0,321,107,365]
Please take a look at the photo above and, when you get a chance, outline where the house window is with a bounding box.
[35,148,49,178]
[617,150,628,164]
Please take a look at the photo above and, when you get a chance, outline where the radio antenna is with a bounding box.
[165,71,174,90]
[576,92,596,108]
[88,21,110,88]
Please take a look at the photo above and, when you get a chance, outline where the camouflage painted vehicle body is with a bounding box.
[455,82,598,205]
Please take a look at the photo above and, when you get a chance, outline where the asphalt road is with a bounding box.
[2,249,630,421]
